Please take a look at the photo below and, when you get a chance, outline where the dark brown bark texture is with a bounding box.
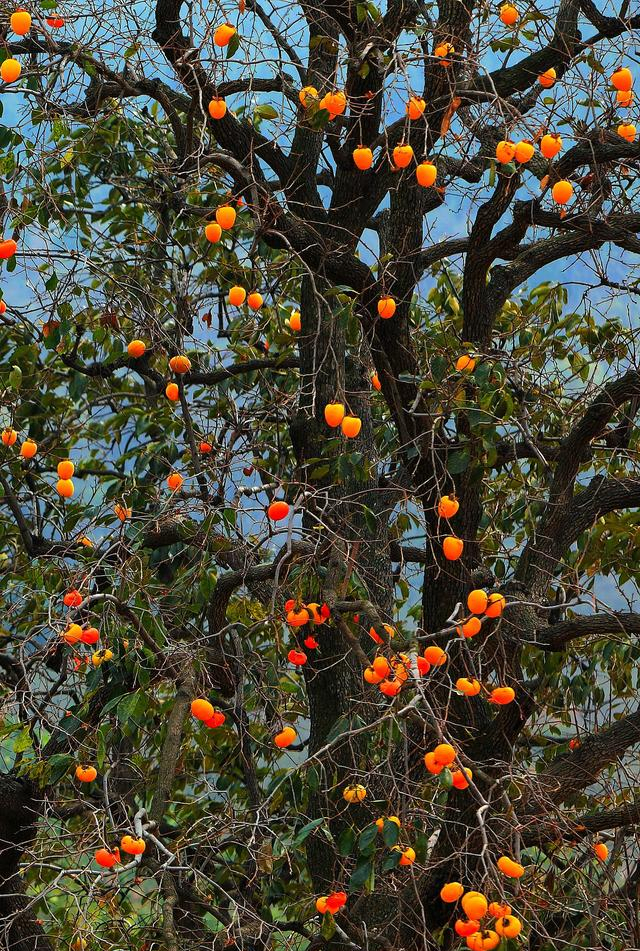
[0,778,52,951]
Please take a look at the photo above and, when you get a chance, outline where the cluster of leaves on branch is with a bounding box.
[1,0,640,949]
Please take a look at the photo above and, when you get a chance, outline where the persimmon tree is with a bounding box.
[2,0,640,948]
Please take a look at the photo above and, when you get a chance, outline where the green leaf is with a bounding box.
[226,31,240,58]
[440,767,453,789]
[381,850,401,872]
[348,858,374,891]
[254,104,278,121]
[47,752,74,784]
[446,450,470,475]
[358,823,378,855]
[293,817,325,846]
[320,913,336,941]
[8,365,22,390]
[338,826,356,856]
[13,726,32,753]
[382,819,400,847]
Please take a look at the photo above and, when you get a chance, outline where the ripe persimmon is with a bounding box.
[319,90,346,118]
[467,589,488,614]
[457,677,481,696]
[274,726,297,747]
[372,656,391,678]
[63,589,83,607]
[514,140,534,163]
[540,133,562,158]
[10,11,31,35]
[416,655,431,676]
[75,764,97,782]
[316,897,328,914]
[377,296,396,319]
[247,292,263,310]
[369,623,395,644]
[268,499,289,520]
[364,666,383,684]
[91,648,113,667]
[552,179,573,204]
[424,751,444,774]
[20,439,37,459]
[488,902,511,918]
[617,89,633,105]
[485,593,506,617]
[166,382,179,401]
[343,783,366,803]
[81,627,100,645]
[208,97,227,119]
[167,472,183,491]
[2,428,17,446]
[456,354,476,372]
[169,354,191,374]
[57,459,74,479]
[466,931,499,951]
[299,86,318,107]
[594,842,608,861]
[497,855,524,878]
[406,95,426,120]
[618,122,636,142]
[432,743,456,766]
[353,146,373,170]
[456,919,481,937]
[434,42,455,64]
[379,678,402,696]
[490,686,515,705]
[495,140,515,164]
[288,309,301,331]
[393,144,414,168]
[0,300,6,314]
[440,881,464,902]
[416,161,437,187]
[451,767,473,789]
[216,205,237,229]
[538,67,556,87]
[611,66,633,92]
[457,617,482,638]
[61,623,83,645]
[375,815,401,831]
[1,59,21,83]
[57,479,74,498]
[46,15,64,27]
[205,710,226,728]
[424,645,447,666]
[191,698,214,721]
[461,891,488,920]
[214,22,236,46]
[325,891,347,913]
[438,494,459,518]
[205,222,222,243]
[398,846,416,866]
[443,536,464,560]
[371,372,381,390]
[114,502,132,521]
[341,415,362,438]
[127,339,146,358]
[499,3,518,24]
[121,835,146,855]
[94,847,120,868]
[199,441,213,453]
[228,285,246,306]
[0,238,17,258]
[287,648,307,665]
[495,915,522,938]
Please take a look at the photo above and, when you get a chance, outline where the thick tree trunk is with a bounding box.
[0,776,52,951]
